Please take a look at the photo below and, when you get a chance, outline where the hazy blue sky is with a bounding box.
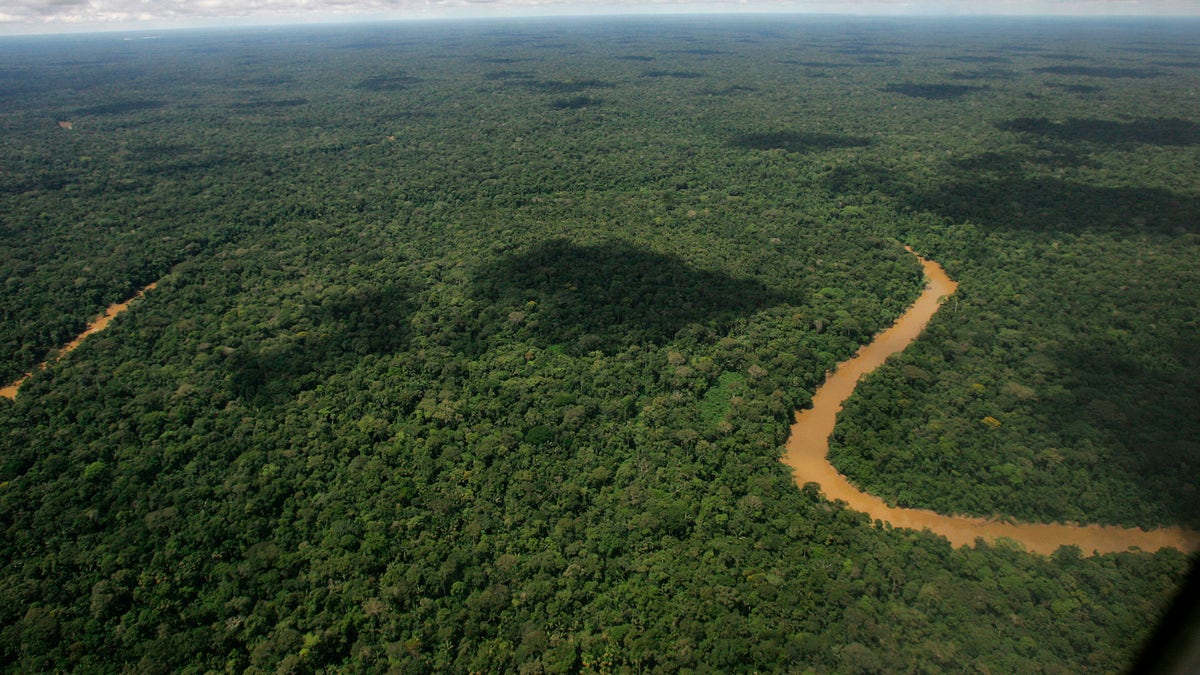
[1,0,1198,35]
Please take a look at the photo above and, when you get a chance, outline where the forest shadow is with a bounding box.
[1045,339,1200,526]
[245,75,295,87]
[833,45,901,57]
[1044,83,1104,94]
[1042,52,1091,62]
[731,131,872,153]
[550,96,603,110]
[229,98,309,111]
[949,69,1016,81]
[641,70,704,79]
[0,171,75,195]
[483,70,534,82]
[1032,65,1159,78]
[905,175,1198,234]
[1150,60,1200,69]
[128,142,233,178]
[780,60,857,69]
[228,283,413,404]
[946,55,1010,64]
[998,117,1200,147]
[0,66,147,102]
[354,73,422,91]
[698,85,757,96]
[669,48,730,56]
[950,149,1087,173]
[520,79,615,94]
[824,162,902,196]
[475,56,531,64]
[74,100,164,116]
[883,82,980,100]
[474,239,797,354]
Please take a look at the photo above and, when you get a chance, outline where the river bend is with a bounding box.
[781,250,1200,556]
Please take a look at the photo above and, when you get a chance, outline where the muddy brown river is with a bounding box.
[0,282,157,400]
[4,266,1197,555]
[782,250,1200,556]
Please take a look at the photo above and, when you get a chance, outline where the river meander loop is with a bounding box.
[781,248,1200,556]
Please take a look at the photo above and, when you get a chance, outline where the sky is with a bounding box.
[1,0,1198,35]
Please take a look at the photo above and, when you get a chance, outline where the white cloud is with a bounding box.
[0,0,1197,33]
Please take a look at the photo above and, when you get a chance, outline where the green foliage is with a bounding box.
[700,371,746,429]
[830,232,1200,527]
[883,82,980,100]
[0,15,1195,674]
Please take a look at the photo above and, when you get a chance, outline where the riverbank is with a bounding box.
[781,249,1200,556]
[0,282,157,400]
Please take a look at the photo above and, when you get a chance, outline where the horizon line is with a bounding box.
[4,8,1200,38]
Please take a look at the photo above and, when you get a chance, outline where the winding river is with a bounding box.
[0,282,157,400]
[4,262,1197,555]
[781,249,1200,556]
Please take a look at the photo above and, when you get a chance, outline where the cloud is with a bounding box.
[0,0,1198,32]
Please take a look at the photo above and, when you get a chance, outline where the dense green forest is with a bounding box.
[1,16,1197,672]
